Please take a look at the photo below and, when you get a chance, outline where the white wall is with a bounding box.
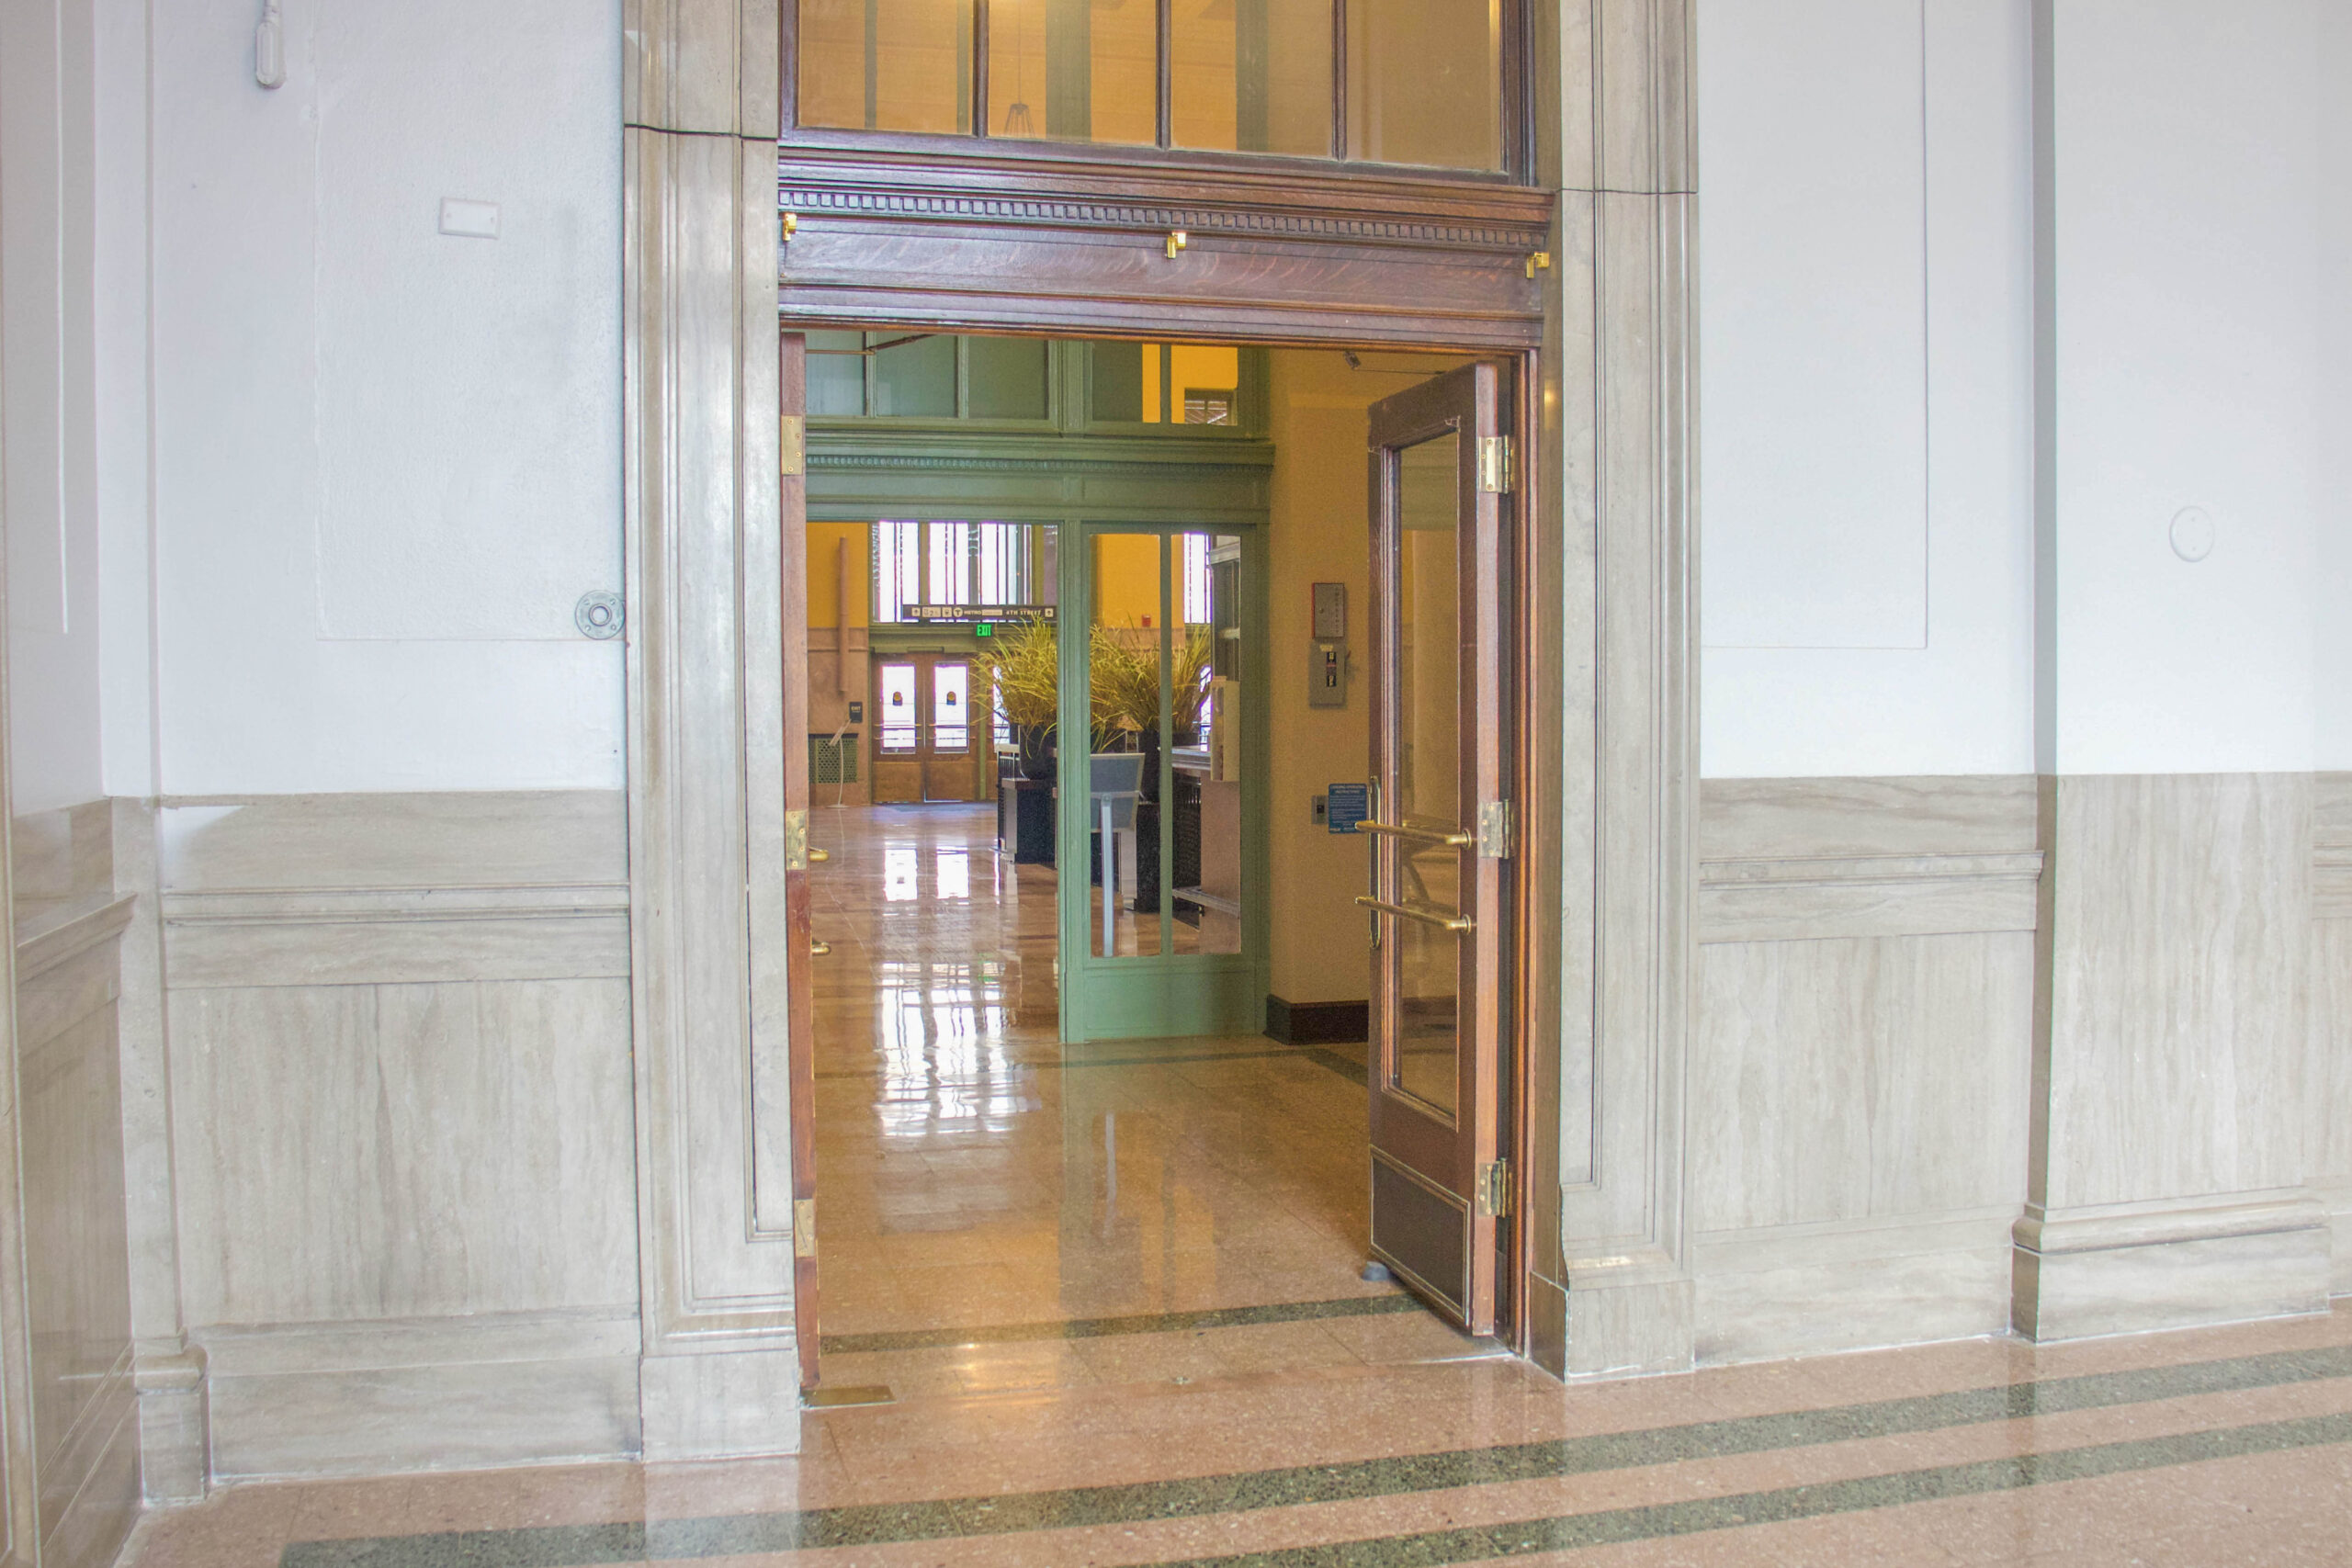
[2045,0,2322,777]
[2,0,109,814]
[94,0,156,800]
[150,0,624,794]
[2319,4,2352,773]
[1698,0,2037,778]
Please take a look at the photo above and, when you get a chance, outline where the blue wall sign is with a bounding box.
[1327,783,1370,835]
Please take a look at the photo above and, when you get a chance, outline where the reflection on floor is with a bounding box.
[130,1305,2352,1566]
[807,802,1490,1398]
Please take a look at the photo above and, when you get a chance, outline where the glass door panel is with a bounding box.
[1181,536,1246,956]
[878,663,920,751]
[1390,433,1464,1114]
[931,661,970,754]
[1087,533,1166,958]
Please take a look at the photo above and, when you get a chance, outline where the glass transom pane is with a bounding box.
[1346,0,1501,170]
[798,0,971,133]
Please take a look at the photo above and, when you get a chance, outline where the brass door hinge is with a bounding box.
[1476,435,1512,494]
[793,1197,818,1258]
[786,807,810,871]
[1477,800,1513,860]
[780,414,806,476]
[1476,1159,1511,1218]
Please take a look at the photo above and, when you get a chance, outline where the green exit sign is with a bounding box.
[974,622,994,637]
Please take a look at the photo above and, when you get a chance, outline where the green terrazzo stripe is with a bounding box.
[1148,1410,2352,1566]
[277,1342,2352,1568]
[824,1291,1434,1355]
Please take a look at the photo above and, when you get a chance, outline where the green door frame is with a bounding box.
[1057,522,1270,1043]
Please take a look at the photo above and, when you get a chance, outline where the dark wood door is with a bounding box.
[872,655,988,803]
[1360,363,1510,1335]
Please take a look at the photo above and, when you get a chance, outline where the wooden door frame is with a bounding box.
[781,317,1546,1354]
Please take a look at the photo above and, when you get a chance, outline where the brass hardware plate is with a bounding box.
[782,211,798,241]
[786,807,810,870]
[1476,1159,1511,1218]
[793,1197,818,1258]
[1524,250,1552,278]
[1477,800,1513,860]
[1354,895,1475,932]
[1477,435,1512,495]
[1357,819,1475,848]
[1165,229,1189,258]
[780,414,806,477]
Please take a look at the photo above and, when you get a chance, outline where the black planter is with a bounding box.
[1012,723,1057,781]
[1132,724,1200,804]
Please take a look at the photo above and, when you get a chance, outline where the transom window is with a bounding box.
[873,521,1045,623]
[794,0,1510,174]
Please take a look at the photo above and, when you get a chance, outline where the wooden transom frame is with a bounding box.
[778,150,1557,350]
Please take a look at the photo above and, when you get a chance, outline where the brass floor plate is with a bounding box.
[802,1383,895,1409]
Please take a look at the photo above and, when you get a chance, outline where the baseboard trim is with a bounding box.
[1265,995,1368,1044]
[1562,1249,1694,1380]
[2315,1179,2352,1296]
[639,1345,803,1461]
[2012,1191,2333,1342]
[197,1310,642,1480]
[1693,1211,2016,1363]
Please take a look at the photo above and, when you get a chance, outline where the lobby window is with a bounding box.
[794,0,1512,174]
[808,333,1051,421]
[874,521,1040,622]
[1085,343,1245,427]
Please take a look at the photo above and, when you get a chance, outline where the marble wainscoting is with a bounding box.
[2314,773,2352,1296]
[9,803,141,1568]
[1688,777,2041,1363]
[156,793,640,1481]
[2015,773,2335,1342]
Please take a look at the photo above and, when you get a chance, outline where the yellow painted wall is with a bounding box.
[1263,347,1471,1006]
[1138,344,1243,423]
[806,523,870,629]
[1092,532,1165,626]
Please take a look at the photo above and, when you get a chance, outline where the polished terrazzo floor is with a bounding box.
[130,1305,2352,1565]
[802,802,1482,1397]
[123,805,2352,1565]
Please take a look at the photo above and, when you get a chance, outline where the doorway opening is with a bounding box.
[791,333,1525,1399]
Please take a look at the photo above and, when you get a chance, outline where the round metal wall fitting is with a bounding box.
[2168,506,2215,563]
[575,591,625,639]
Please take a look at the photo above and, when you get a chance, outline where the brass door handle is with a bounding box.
[810,939,832,955]
[808,848,830,863]
[1354,896,1475,932]
[1355,820,1474,847]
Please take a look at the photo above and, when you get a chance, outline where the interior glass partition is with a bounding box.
[1062,523,1261,1039]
